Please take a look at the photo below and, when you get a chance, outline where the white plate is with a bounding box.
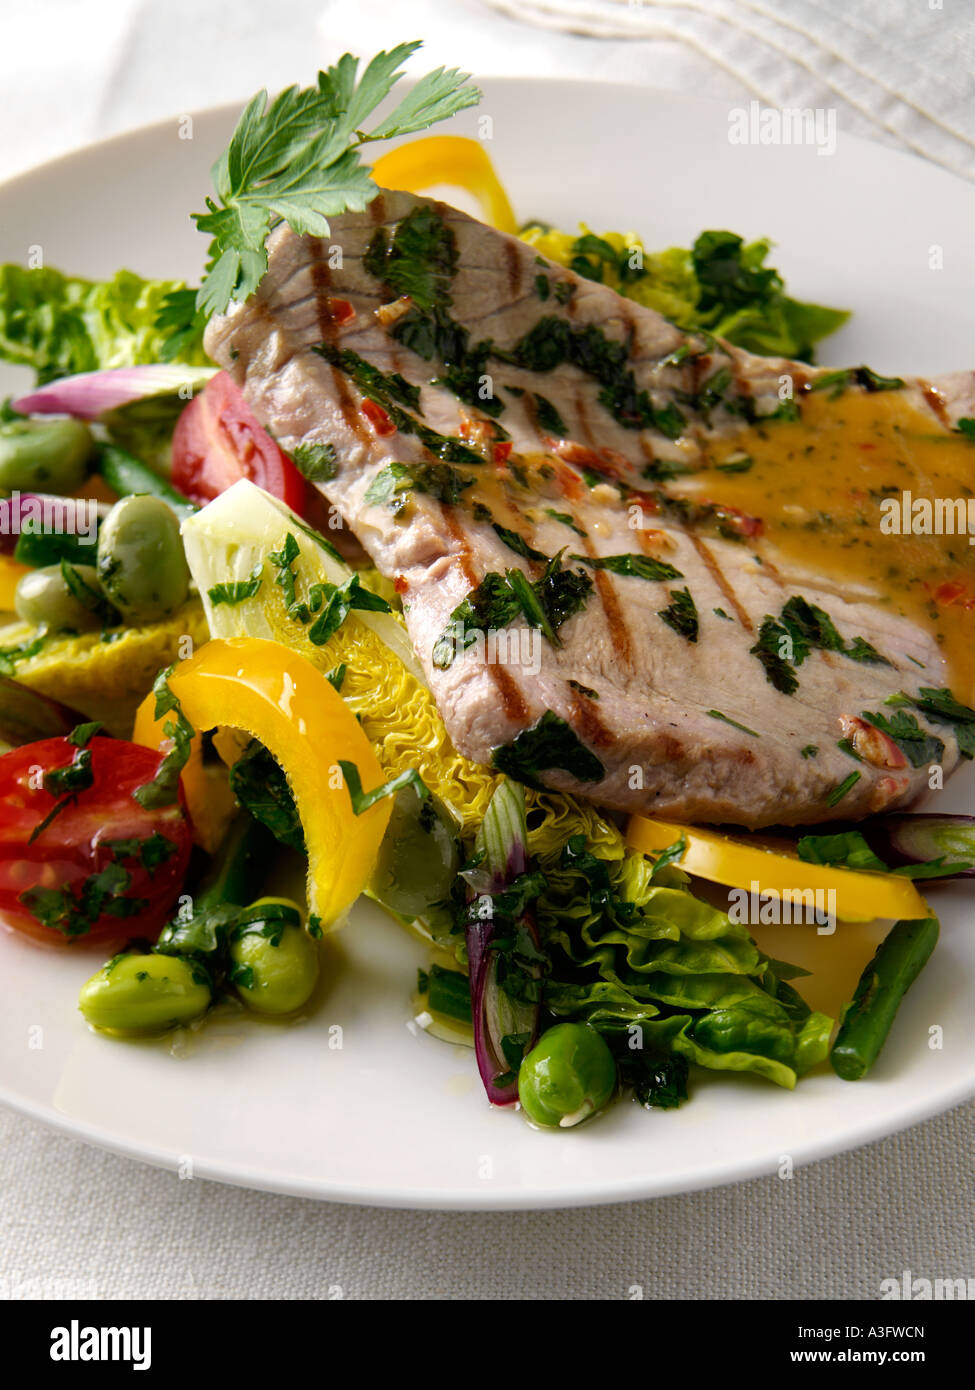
[1,80,974,1209]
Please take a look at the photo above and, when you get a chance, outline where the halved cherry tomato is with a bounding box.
[172,371,313,515]
[0,736,192,944]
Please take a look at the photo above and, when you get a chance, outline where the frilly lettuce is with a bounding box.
[519,224,848,363]
[0,265,209,385]
[532,828,832,1091]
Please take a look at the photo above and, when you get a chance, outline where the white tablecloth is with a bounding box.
[1,0,973,1300]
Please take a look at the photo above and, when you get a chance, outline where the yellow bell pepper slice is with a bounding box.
[0,555,29,611]
[371,136,518,235]
[133,637,391,928]
[626,815,928,924]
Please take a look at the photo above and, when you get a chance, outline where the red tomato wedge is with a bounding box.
[0,736,192,943]
[172,371,315,515]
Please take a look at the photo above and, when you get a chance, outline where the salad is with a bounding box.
[0,42,971,1134]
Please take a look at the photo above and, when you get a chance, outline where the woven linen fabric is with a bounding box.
[1,0,974,1301]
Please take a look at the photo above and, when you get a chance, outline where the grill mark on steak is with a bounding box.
[443,506,529,724]
[568,686,617,750]
[503,238,522,298]
[575,531,633,669]
[686,533,753,631]
[305,238,373,447]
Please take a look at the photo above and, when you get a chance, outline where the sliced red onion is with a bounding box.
[12,365,217,420]
[863,815,975,879]
[464,782,542,1106]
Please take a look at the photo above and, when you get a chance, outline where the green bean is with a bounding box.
[95,443,196,517]
[96,494,189,623]
[79,953,211,1035]
[230,897,320,1015]
[0,418,93,492]
[830,916,940,1081]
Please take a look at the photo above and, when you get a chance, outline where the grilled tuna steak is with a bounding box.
[204,190,975,826]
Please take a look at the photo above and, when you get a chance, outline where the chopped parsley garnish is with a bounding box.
[60,559,120,627]
[103,832,178,873]
[658,587,698,642]
[714,455,753,474]
[713,607,732,621]
[810,364,906,398]
[507,315,687,438]
[19,862,147,938]
[67,721,102,748]
[431,554,592,667]
[132,668,195,809]
[208,564,263,607]
[338,760,429,815]
[534,274,550,300]
[886,686,975,760]
[707,709,760,738]
[572,552,682,582]
[860,709,944,767]
[490,710,605,788]
[750,616,799,695]
[544,508,587,537]
[826,770,861,807]
[750,596,890,692]
[290,441,337,481]
[797,831,887,873]
[306,572,391,647]
[314,343,484,465]
[363,459,473,515]
[493,524,547,562]
[326,662,347,692]
[533,393,566,436]
[363,203,457,312]
[568,680,599,700]
[955,418,975,440]
[800,744,819,759]
[230,742,304,852]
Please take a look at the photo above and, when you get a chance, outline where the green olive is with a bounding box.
[0,417,94,492]
[79,953,211,1035]
[367,785,460,918]
[230,897,319,1015]
[96,494,189,623]
[518,1023,616,1128]
[14,563,104,632]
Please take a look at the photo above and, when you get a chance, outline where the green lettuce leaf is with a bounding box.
[0,264,210,384]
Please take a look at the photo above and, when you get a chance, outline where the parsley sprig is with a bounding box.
[192,43,481,316]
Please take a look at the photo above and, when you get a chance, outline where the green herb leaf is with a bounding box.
[208,564,264,607]
[490,710,604,789]
[290,441,338,481]
[132,668,195,809]
[338,759,429,815]
[658,587,698,642]
[573,552,682,582]
[193,46,480,315]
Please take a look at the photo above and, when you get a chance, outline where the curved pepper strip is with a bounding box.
[133,637,391,928]
[626,815,928,924]
[371,136,518,235]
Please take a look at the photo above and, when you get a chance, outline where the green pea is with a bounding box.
[230,897,319,1015]
[518,1023,616,1129]
[96,494,189,623]
[367,785,459,918]
[14,563,104,632]
[79,953,211,1035]
[0,417,94,492]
